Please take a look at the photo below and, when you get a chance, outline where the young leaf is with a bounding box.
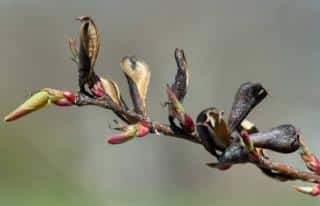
[120,56,150,117]
[196,107,231,157]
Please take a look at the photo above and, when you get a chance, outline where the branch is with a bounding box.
[4,16,320,198]
[256,156,320,183]
[74,81,320,189]
[74,92,201,144]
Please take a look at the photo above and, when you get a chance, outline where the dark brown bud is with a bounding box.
[228,82,268,133]
[171,48,189,102]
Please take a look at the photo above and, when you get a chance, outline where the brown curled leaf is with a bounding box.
[89,75,135,123]
[196,107,231,157]
[99,76,122,107]
[171,48,189,102]
[76,16,100,91]
[249,124,300,153]
[228,82,268,133]
[120,56,150,117]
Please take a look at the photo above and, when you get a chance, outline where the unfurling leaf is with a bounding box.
[167,85,194,134]
[107,122,150,144]
[228,82,268,133]
[76,16,100,91]
[90,75,134,123]
[99,77,122,107]
[294,184,320,196]
[4,89,76,122]
[196,107,230,157]
[120,56,150,117]
[171,48,189,102]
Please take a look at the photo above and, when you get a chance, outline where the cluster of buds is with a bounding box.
[4,88,76,122]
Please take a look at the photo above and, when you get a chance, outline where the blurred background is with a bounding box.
[1,0,320,205]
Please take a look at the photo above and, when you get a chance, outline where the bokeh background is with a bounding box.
[1,0,320,205]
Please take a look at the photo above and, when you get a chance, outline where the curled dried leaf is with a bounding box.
[196,107,231,157]
[99,77,122,107]
[228,82,268,133]
[120,56,150,117]
[171,48,189,102]
[76,16,100,91]
[249,124,300,153]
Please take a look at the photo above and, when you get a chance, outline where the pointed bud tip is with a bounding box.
[4,108,33,123]
[294,184,320,196]
[107,134,134,145]
[4,116,11,122]
[294,186,315,196]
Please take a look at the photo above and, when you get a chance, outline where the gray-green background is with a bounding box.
[1,0,320,205]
